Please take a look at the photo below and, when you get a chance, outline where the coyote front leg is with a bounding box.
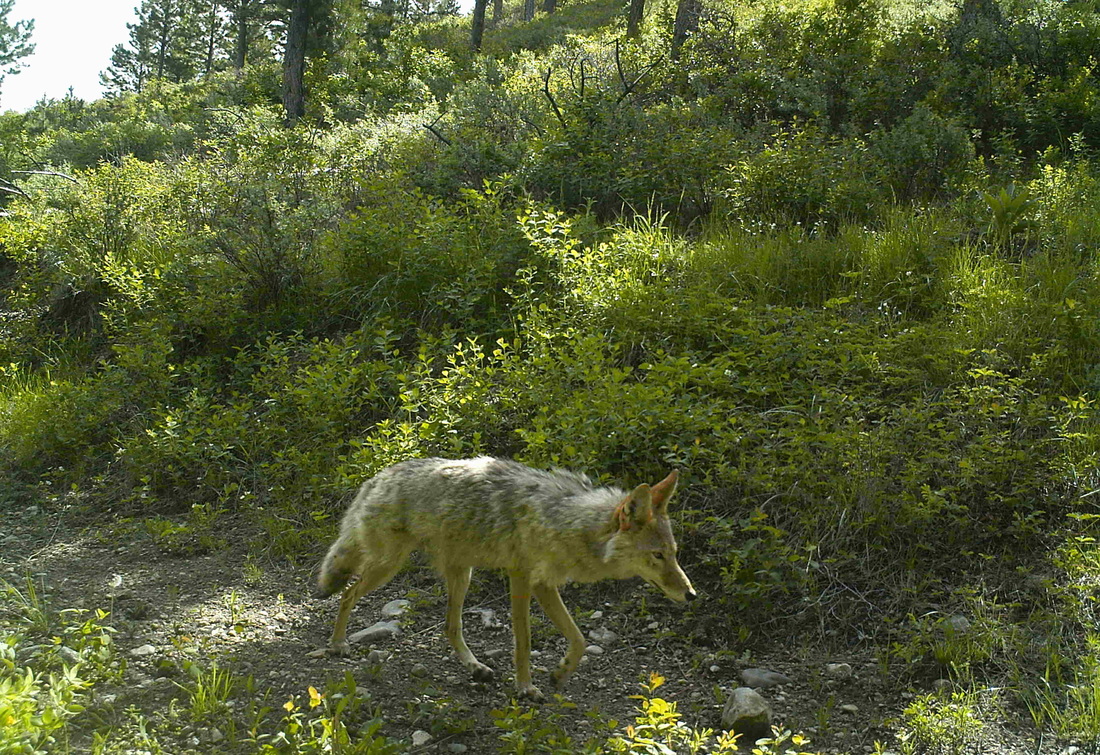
[329,562,401,654]
[443,565,494,682]
[533,583,586,689]
[509,570,543,701]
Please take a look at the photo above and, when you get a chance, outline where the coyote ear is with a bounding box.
[615,484,653,531]
[650,470,679,513]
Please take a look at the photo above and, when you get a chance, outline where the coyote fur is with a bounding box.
[316,456,696,701]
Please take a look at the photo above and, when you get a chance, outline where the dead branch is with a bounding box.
[614,40,659,105]
[543,67,567,130]
[12,170,78,183]
[422,113,453,146]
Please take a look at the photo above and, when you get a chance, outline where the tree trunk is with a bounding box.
[471,0,488,50]
[626,0,644,38]
[492,0,502,25]
[154,1,175,79]
[523,0,535,21]
[205,1,219,76]
[233,0,250,70]
[542,0,557,13]
[283,0,312,124]
[671,0,700,59]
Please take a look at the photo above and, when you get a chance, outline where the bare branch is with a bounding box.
[0,182,31,200]
[422,113,453,146]
[543,67,567,130]
[614,40,659,105]
[12,170,78,183]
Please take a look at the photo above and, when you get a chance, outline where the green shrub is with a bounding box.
[720,126,886,228]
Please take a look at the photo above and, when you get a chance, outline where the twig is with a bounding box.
[203,107,248,125]
[0,180,30,199]
[421,113,452,146]
[543,67,567,129]
[11,170,78,183]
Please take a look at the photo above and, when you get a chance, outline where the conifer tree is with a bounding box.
[0,0,35,98]
[102,0,207,94]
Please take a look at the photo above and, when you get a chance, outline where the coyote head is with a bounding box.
[606,470,696,603]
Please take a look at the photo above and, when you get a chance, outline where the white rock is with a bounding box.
[589,627,617,644]
[585,645,604,655]
[130,644,157,657]
[945,615,971,633]
[348,620,400,643]
[381,599,410,619]
[411,730,432,747]
[740,668,792,688]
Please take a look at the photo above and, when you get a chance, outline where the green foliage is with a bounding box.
[897,689,988,755]
[0,578,118,755]
[6,0,1100,746]
[720,126,885,228]
[260,676,399,754]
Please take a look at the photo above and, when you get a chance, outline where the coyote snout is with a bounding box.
[316,457,696,701]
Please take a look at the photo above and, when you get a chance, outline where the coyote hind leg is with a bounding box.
[443,565,494,682]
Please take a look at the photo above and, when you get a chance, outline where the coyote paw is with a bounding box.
[551,665,574,689]
[327,641,353,657]
[517,683,546,703]
[469,661,494,683]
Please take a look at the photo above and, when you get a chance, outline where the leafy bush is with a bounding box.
[719,126,886,228]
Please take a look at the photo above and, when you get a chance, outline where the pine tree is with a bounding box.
[280,0,332,123]
[626,0,644,38]
[0,0,35,98]
[225,0,275,70]
[471,0,487,50]
[101,0,207,94]
[671,0,700,59]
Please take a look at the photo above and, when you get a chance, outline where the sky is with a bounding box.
[2,0,139,113]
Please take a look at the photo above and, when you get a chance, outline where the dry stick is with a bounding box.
[543,67,567,129]
[614,40,659,105]
[0,182,30,199]
[11,170,78,183]
[422,114,453,146]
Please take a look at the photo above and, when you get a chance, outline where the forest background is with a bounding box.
[3,0,1100,752]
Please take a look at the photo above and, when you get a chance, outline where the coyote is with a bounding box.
[316,457,696,701]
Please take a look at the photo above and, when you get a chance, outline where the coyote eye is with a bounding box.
[653,552,665,561]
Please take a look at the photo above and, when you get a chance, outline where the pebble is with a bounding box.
[448,744,468,753]
[945,615,971,633]
[411,730,432,747]
[382,599,410,619]
[824,662,853,680]
[467,607,499,628]
[130,644,157,657]
[410,663,429,677]
[367,650,390,664]
[840,703,859,714]
[589,627,617,644]
[740,668,792,688]
[585,645,604,655]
